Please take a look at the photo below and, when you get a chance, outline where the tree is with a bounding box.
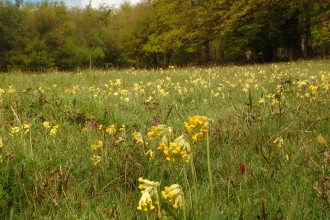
[0,0,27,70]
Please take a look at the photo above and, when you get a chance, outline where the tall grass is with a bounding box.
[0,60,329,219]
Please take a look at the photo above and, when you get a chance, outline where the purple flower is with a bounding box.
[89,119,96,129]
[153,118,160,126]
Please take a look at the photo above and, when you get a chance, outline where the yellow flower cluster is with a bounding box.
[162,184,184,209]
[91,155,101,166]
[21,124,30,134]
[137,177,160,212]
[105,124,116,135]
[133,131,144,145]
[10,124,30,136]
[11,127,20,136]
[184,116,209,142]
[92,140,103,150]
[158,135,191,163]
[50,125,59,137]
[147,124,173,145]
[317,134,327,145]
[273,136,284,148]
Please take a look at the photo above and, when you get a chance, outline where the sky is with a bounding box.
[63,0,140,8]
[21,0,141,8]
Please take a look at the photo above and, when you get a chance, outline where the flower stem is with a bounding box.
[206,131,214,219]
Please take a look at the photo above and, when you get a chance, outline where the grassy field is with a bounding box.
[0,60,329,219]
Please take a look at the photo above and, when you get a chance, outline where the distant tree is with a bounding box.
[0,0,27,70]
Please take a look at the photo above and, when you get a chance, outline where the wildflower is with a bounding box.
[164,135,191,163]
[106,124,116,135]
[133,131,144,145]
[43,121,51,130]
[7,85,14,93]
[258,98,265,105]
[92,140,103,150]
[21,124,30,134]
[147,126,159,138]
[317,134,327,145]
[273,136,284,148]
[137,191,155,212]
[153,118,160,126]
[50,125,59,137]
[145,150,155,160]
[0,138,3,149]
[184,116,209,142]
[89,119,96,129]
[124,97,129,103]
[138,177,160,195]
[11,127,20,136]
[91,155,101,166]
[162,184,184,209]
[309,85,318,95]
[276,84,284,94]
[137,177,160,211]
[147,125,172,142]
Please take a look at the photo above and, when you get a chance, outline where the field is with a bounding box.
[0,60,329,219]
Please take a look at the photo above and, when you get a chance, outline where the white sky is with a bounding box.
[24,0,141,8]
[65,0,140,8]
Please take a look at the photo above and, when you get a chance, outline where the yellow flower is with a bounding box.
[133,131,144,145]
[165,135,191,163]
[145,150,155,160]
[50,125,59,136]
[137,191,155,212]
[162,184,184,209]
[0,138,3,149]
[317,134,327,145]
[184,115,209,142]
[92,140,103,150]
[258,98,265,105]
[309,85,318,95]
[106,124,116,135]
[43,121,51,130]
[273,136,284,148]
[91,155,101,166]
[11,127,20,135]
[21,124,30,134]
[147,126,158,138]
[137,177,160,211]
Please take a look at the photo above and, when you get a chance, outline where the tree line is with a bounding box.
[0,0,329,71]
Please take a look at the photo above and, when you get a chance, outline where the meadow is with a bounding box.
[0,60,329,219]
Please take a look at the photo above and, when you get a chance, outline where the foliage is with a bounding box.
[0,0,330,71]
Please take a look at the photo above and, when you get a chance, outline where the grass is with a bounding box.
[0,60,330,219]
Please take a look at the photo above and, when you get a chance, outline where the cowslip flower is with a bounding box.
[164,135,191,163]
[106,124,116,135]
[50,125,59,136]
[21,124,30,134]
[184,116,209,142]
[137,191,155,212]
[147,124,173,145]
[273,136,284,148]
[92,140,103,150]
[137,178,160,211]
[317,134,327,145]
[91,155,101,166]
[43,121,51,130]
[309,85,318,95]
[162,184,184,209]
[145,149,155,160]
[133,131,144,145]
[11,127,20,136]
